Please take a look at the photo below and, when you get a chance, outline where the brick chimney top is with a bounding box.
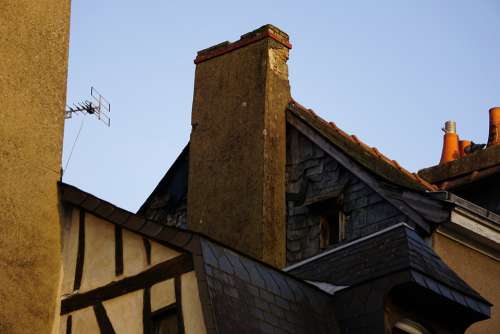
[194,24,292,64]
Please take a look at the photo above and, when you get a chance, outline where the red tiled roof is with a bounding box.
[287,100,437,191]
[418,144,500,189]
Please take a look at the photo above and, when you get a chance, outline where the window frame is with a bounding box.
[151,303,179,334]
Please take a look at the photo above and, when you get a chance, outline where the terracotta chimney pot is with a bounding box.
[487,107,500,147]
[459,140,471,157]
[440,121,460,164]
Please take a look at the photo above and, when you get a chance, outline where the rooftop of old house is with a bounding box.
[288,100,438,192]
[417,107,500,191]
[418,144,500,189]
[59,182,339,333]
[60,181,492,330]
[286,222,491,314]
[58,24,500,333]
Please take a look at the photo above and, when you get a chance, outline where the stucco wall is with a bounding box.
[151,278,175,312]
[151,238,180,265]
[61,207,80,295]
[122,228,149,277]
[59,206,207,333]
[62,307,100,334]
[61,272,207,334]
[61,208,182,294]
[181,271,208,334]
[433,233,500,333]
[81,213,116,292]
[104,290,143,333]
[0,1,71,332]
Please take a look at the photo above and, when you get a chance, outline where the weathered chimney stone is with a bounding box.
[187,25,291,267]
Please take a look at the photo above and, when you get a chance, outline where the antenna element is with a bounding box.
[65,87,111,126]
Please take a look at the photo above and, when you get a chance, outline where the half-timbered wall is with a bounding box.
[59,206,207,334]
[286,126,409,264]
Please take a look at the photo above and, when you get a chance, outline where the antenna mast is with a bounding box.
[65,87,111,126]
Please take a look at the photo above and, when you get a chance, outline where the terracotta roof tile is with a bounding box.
[288,100,437,191]
[418,144,500,186]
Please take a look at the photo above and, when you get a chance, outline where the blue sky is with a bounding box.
[63,1,500,211]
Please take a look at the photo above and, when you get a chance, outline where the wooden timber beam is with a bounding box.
[61,253,193,314]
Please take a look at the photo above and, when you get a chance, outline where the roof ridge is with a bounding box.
[283,222,413,272]
[288,100,437,191]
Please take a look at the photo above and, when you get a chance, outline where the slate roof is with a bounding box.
[418,144,500,189]
[286,223,491,317]
[288,100,437,192]
[59,182,338,334]
[137,144,189,225]
[430,191,500,226]
[201,239,338,334]
[140,99,441,232]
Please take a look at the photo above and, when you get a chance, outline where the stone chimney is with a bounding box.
[187,25,291,267]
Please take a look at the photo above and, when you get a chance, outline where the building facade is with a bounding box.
[137,25,499,333]
[2,19,499,333]
[0,1,71,333]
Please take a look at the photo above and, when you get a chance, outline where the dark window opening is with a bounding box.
[312,196,346,249]
[152,306,178,334]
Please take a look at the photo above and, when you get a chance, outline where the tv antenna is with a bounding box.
[65,87,111,127]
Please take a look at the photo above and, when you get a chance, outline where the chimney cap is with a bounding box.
[442,120,456,134]
[194,24,292,65]
[240,24,289,42]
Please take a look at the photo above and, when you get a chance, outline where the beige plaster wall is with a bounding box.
[151,278,175,312]
[64,307,100,334]
[58,208,201,332]
[0,1,71,332]
[81,213,116,292]
[104,290,143,333]
[61,208,80,295]
[182,271,207,334]
[61,208,183,293]
[433,233,500,333]
[151,239,181,265]
[51,265,65,334]
[59,315,69,334]
[122,228,148,277]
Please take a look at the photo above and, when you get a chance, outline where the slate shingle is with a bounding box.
[288,224,490,317]
[201,239,338,334]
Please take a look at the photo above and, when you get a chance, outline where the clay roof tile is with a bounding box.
[287,100,434,191]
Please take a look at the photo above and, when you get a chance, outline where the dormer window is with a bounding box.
[311,196,346,249]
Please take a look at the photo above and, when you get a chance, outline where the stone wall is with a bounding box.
[187,25,291,268]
